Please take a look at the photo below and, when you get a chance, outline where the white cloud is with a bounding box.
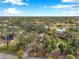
[4,8,23,14]
[63,10,79,13]
[50,5,74,8]
[62,0,75,2]
[58,9,79,16]
[1,0,29,6]
[44,3,79,16]
[44,4,79,9]
[62,0,79,3]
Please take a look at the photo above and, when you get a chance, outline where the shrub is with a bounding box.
[17,50,25,59]
[48,56,55,59]
[66,54,77,59]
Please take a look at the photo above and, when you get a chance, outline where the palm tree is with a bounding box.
[5,33,15,48]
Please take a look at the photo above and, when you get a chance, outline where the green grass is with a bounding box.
[0,44,17,54]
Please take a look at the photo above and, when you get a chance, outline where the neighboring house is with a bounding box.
[45,25,49,29]
[55,28,68,39]
[56,28,66,33]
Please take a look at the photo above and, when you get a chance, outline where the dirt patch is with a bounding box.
[29,49,47,57]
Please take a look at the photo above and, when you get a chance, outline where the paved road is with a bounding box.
[23,52,47,59]
[0,43,46,59]
[25,57,47,59]
[0,53,18,59]
[0,53,47,59]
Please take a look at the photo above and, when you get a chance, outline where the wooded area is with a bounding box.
[0,17,79,59]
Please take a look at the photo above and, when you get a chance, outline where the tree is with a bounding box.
[17,34,33,51]
[5,33,15,48]
[44,36,56,54]
[64,38,79,54]
[35,24,47,33]
[58,43,67,54]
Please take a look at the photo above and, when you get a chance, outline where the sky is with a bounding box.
[0,0,79,16]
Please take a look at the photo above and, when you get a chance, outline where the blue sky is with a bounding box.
[0,0,79,16]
